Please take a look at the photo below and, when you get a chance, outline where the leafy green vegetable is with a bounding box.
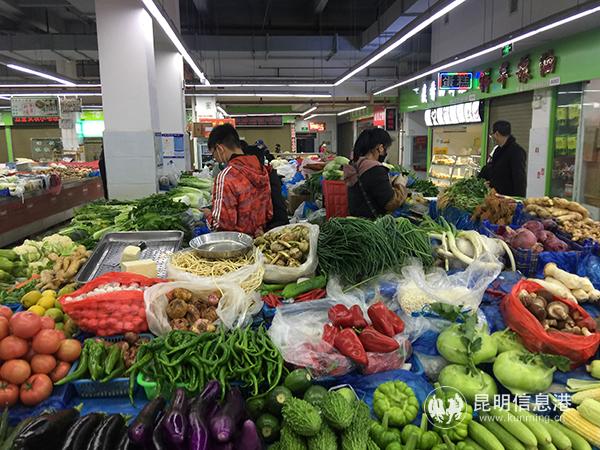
[438,177,489,212]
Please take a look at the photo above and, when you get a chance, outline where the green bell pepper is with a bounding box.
[373,381,419,427]
[455,443,474,450]
[431,435,456,450]
[402,415,440,450]
[443,404,472,442]
[371,417,401,449]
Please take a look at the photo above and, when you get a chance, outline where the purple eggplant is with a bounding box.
[152,413,168,450]
[209,388,246,443]
[188,391,217,450]
[162,388,188,448]
[207,441,234,450]
[235,420,262,450]
[128,396,165,446]
[200,381,221,402]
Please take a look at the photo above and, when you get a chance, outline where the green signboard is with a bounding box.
[80,110,104,121]
[0,111,12,126]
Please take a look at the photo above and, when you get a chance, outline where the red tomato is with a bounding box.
[0,307,12,321]
[0,381,18,407]
[30,354,57,375]
[31,329,62,355]
[9,312,42,339]
[49,361,71,383]
[0,317,8,340]
[39,316,55,330]
[0,336,29,360]
[23,347,36,362]
[20,374,53,406]
[54,339,81,363]
[54,330,66,340]
[0,360,31,385]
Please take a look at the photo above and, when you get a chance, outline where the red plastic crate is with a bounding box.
[323,180,349,219]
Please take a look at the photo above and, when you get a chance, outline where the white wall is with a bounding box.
[431,0,581,64]
[401,111,428,173]
[527,88,553,197]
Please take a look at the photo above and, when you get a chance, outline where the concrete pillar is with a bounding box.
[154,0,189,171]
[95,0,161,199]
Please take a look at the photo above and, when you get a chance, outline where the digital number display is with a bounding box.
[438,72,473,90]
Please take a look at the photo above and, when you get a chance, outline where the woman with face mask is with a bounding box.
[343,128,408,218]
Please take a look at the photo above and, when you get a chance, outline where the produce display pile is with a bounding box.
[1,173,600,450]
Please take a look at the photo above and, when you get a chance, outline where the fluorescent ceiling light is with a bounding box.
[337,106,367,116]
[0,83,101,88]
[81,106,103,109]
[302,106,317,116]
[6,64,76,86]
[375,3,600,95]
[230,113,295,117]
[305,113,337,120]
[186,83,333,88]
[0,96,10,101]
[0,93,102,97]
[140,0,209,85]
[217,106,229,116]
[334,0,466,86]
[186,93,332,98]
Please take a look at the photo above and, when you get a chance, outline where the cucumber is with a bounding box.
[539,444,558,450]
[553,422,591,450]
[284,369,312,396]
[267,386,293,416]
[464,438,486,450]
[468,421,504,450]
[247,397,266,420]
[507,403,552,445]
[541,420,573,450]
[303,385,328,407]
[489,407,537,447]
[480,415,526,450]
[256,413,281,443]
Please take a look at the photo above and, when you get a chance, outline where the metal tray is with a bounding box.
[190,231,253,259]
[76,231,184,283]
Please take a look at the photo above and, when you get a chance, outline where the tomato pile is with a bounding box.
[0,306,81,407]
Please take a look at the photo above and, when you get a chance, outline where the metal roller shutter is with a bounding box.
[488,92,533,157]
[337,122,354,158]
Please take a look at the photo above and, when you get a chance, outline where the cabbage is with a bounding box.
[438,364,498,404]
[491,329,527,354]
[436,323,497,365]
[493,350,555,395]
[333,156,350,165]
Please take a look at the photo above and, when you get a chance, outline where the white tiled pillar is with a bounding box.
[527,88,553,197]
[95,0,161,200]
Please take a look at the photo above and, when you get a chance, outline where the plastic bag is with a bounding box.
[60,272,165,336]
[397,255,502,313]
[501,279,600,366]
[143,281,261,335]
[167,247,265,293]
[261,223,319,284]
[578,253,600,289]
[268,298,411,377]
[276,163,298,182]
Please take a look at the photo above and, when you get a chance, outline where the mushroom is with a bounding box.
[528,303,547,321]
[537,289,555,304]
[582,327,592,336]
[542,319,558,330]
[546,301,570,321]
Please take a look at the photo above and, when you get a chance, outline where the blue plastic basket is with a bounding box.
[67,333,152,398]
[0,188,9,197]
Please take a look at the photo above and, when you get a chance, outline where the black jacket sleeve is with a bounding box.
[511,146,527,197]
[266,171,289,230]
[359,166,394,213]
[478,164,491,181]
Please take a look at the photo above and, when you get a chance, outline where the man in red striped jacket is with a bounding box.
[205,124,273,236]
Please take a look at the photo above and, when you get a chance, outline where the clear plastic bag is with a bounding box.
[167,247,265,293]
[268,298,411,377]
[261,223,320,284]
[397,255,502,314]
[143,281,261,335]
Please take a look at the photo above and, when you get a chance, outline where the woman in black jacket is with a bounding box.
[343,128,407,218]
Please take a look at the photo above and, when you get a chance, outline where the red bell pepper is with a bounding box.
[367,303,396,337]
[322,323,339,345]
[333,328,368,365]
[350,305,368,328]
[328,304,354,328]
[387,310,405,334]
[358,326,400,352]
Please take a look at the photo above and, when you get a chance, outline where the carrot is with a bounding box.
[9,274,40,291]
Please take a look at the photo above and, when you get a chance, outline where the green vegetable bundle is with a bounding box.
[317,216,433,284]
[437,177,489,212]
[127,327,284,402]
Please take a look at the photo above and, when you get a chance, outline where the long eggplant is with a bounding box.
[207,441,233,450]
[200,381,220,402]
[89,414,125,450]
[209,388,246,443]
[234,420,262,450]
[187,388,219,450]
[128,396,165,446]
[12,408,80,450]
[115,426,138,450]
[61,413,104,450]
[162,388,187,448]
[151,413,169,450]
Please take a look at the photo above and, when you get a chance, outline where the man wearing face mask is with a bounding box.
[204,124,273,236]
[343,128,407,218]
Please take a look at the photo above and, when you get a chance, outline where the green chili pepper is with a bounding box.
[88,341,105,381]
[100,358,125,382]
[104,344,121,376]
[55,344,89,385]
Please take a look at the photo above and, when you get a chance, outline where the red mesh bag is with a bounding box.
[60,272,166,336]
[500,279,600,366]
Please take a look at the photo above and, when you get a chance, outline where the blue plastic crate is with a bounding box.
[0,188,9,197]
[67,333,152,398]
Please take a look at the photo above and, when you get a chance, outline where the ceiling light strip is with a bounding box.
[0,83,101,88]
[302,106,317,116]
[185,93,332,98]
[334,0,466,87]
[5,64,76,86]
[229,113,296,117]
[0,93,102,97]
[186,83,334,88]
[337,106,367,116]
[140,0,209,85]
[375,2,600,95]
